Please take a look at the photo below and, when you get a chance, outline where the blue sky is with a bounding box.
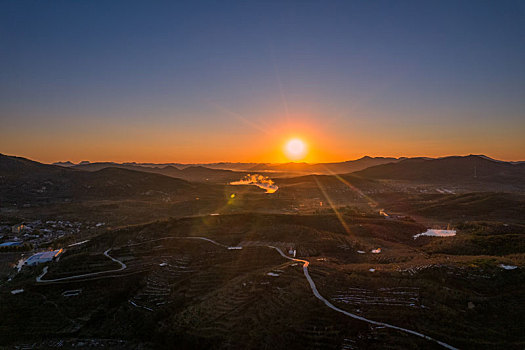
[1,0,524,162]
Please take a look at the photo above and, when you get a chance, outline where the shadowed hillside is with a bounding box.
[0,154,196,202]
[352,155,525,185]
[72,162,248,183]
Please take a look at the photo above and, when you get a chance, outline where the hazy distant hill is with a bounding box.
[309,156,404,174]
[193,162,261,171]
[71,162,183,176]
[52,160,75,167]
[0,154,195,202]
[54,160,258,172]
[55,157,402,175]
[247,156,403,174]
[353,155,525,184]
[70,162,247,183]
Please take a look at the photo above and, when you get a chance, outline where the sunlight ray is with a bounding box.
[312,176,352,236]
[207,101,271,135]
[320,165,378,209]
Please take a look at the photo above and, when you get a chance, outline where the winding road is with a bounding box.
[268,245,457,350]
[35,237,224,283]
[36,249,126,283]
[35,236,457,349]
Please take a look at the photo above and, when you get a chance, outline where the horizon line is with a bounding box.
[4,153,525,165]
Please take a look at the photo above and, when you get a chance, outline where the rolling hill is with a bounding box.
[70,162,247,183]
[248,156,403,174]
[55,157,403,176]
[352,155,525,185]
[0,154,196,203]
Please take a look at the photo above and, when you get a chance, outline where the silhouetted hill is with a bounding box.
[179,165,245,181]
[0,154,195,202]
[72,162,185,177]
[199,162,260,171]
[52,156,410,175]
[246,157,402,174]
[353,155,525,184]
[0,154,71,178]
[70,167,194,197]
[52,161,75,167]
[71,162,247,183]
[310,156,404,174]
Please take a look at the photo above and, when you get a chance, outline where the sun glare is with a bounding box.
[284,138,307,161]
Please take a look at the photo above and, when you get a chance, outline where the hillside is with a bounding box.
[248,156,402,174]
[72,162,247,183]
[353,155,525,185]
[0,154,196,203]
[2,213,523,349]
[59,157,403,175]
[372,191,525,223]
[0,154,71,178]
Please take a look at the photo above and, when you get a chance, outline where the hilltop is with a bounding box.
[0,154,196,203]
[53,156,405,175]
[70,162,248,183]
[353,155,525,185]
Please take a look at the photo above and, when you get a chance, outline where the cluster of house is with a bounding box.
[0,220,105,249]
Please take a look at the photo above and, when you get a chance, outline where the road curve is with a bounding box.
[36,249,126,283]
[268,246,458,350]
[35,237,225,283]
[34,236,457,349]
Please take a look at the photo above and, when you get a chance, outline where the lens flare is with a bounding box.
[285,138,307,160]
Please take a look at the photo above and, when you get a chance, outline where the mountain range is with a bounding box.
[69,162,247,183]
[0,154,196,203]
[54,156,404,175]
[2,154,524,205]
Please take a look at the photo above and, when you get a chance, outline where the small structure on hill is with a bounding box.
[11,224,26,234]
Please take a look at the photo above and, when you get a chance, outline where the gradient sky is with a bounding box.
[1,0,524,163]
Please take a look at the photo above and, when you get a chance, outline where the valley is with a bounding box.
[0,154,523,349]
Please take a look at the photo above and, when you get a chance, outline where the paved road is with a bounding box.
[268,245,457,350]
[35,237,225,283]
[36,249,126,283]
[34,236,457,349]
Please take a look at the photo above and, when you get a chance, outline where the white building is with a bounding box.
[25,249,63,266]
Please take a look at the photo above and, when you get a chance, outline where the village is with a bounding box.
[0,219,107,275]
[0,219,105,250]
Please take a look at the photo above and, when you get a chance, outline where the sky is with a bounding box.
[1,0,524,163]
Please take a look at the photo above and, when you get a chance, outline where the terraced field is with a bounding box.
[1,213,523,349]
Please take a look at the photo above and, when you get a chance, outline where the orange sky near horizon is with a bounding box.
[2,1,525,165]
[2,111,524,164]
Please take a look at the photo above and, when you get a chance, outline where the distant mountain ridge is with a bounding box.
[53,156,406,175]
[69,162,247,183]
[3,153,525,204]
[352,155,525,184]
[255,156,406,174]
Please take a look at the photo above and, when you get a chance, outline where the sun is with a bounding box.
[284,138,307,161]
